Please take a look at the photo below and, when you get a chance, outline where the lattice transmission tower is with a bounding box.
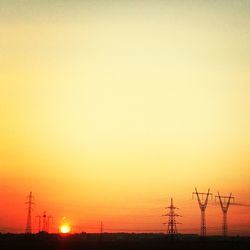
[192,188,212,237]
[37,211,53,233]
[47,215,53,233]
[100,221,103,241]
[36,215,41,233]
[25,192,34,234]
[163,198,181,238]
[215,192,235,237]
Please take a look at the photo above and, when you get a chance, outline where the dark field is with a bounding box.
[0,233,249,250]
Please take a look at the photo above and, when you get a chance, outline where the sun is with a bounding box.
[60,224,71,234]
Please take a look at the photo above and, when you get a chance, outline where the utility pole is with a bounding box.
[163,198,181,238]
[25,192,34,234]
[215,192,235,237]
[192,188,212,237]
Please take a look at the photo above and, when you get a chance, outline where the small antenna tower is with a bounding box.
[192,188,212,237]
[25,192,34,234]
[163,198,181,238]
[215,192,235,237]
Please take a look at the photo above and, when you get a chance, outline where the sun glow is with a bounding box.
[60,224,71,234]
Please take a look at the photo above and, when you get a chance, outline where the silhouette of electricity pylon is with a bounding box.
[215,192,235,237]
[37,211,53,233]
[163,198,181,238]
[42,211,47,231]
[100,221,103,234]
[47,215,53,233]
[25,192,34,234]
[192,188,212,237]
[100,221,103,241]
[36,215,41,233]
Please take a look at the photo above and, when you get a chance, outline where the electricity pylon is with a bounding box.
[192,188,212,237]
[25,192,34,234]
[100,221,103,241]
[100,221,103,234]
[163,198,181,238]
[42,211,47,231]
[215,192,235,237]
[46,215,53,233]
[47,215,53,233]
[37,211,53,233]
[36,215,41,232]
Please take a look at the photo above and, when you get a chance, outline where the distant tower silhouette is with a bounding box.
[215,192,235,237]
[37,211,53,233]
[42,211,47,231]
[192,188,212,237]
[25,192,34,234]
[100,221,103,241]
[36,215,41,233]
[100,221,103,234]
[163,198,181,237]
[47,215,53,233]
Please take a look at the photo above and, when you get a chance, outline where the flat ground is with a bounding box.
[0,233,249,250]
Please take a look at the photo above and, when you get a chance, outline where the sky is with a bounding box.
[0,0,249,235]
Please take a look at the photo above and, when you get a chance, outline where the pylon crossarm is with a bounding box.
[216,195,234,199]
[193,192,212,195]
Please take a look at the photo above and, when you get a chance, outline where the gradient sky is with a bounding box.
[0,0,249,235]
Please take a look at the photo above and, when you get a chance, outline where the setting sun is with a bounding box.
[60,224,71,234]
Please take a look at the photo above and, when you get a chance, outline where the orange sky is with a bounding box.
[0,0,249,235]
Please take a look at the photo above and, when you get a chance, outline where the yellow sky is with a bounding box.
[0,0,249,235]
